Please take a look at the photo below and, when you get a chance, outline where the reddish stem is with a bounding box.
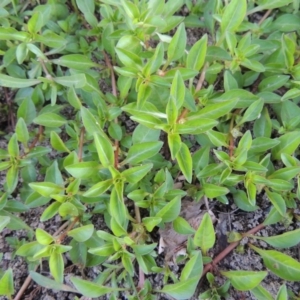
[202,223,265,277]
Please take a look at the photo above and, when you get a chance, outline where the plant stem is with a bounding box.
[201,223,265,278]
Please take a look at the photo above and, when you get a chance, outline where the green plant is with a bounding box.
[1,0,300,299]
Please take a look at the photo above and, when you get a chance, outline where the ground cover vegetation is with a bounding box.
[0,0,300,299]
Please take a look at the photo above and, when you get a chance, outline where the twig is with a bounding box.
[258,9,272,26]
[38,58,52,79]
[201,223,265,277]
[4,87,15,130]
[195,62,209,93]
[13,265,38,300]
[134,204,145,290]
[56,216,79,244]
[103,51,117,97]
[78,127,85,162]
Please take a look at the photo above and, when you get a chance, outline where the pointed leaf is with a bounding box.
[221,270,267,291]
[94,133,114,167]
[68,224,94,242]
[250,245,300,281]
[123,141,163,165]
[186,34,207,71]
[194,212,215,253]
[161,276,200,300]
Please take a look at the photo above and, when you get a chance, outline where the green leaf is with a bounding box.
[253,107,272,138]
[6,166,18,193]
[0,216,10,232]
[176,142,192,183]
[268,166,300,180]
[116,48,142,69]
[83,179,113,197]
[272,131,300,160]
[143,43,164,76]
[186,34,207,71]
[173,216,195,234]
[65,161,99,179]
[221,0,247,33]
[176,118,218,134]
[137,82,152,108]
[16,42,28,64]
[16,117,29,146]
[258,75,289,92]
[49,251,64,283]
[35,31,67,49]
[30,271,77,293]
[203,183,229,198]
[71,277,115,297]
[206,46,232,62]
[167,22,186,62]
[94,133,114,167]
[248,0,293,14]
[194,212,215,254]
[276,284,288,300]
[0,74,40,88]
[166,97,178,125]
[233,190,258,212]
[68,224,94,242]
[16,241,44,257]
[237,99,264,125]
[17,98,36,124]
[168,133,181,160]
[251,285,273,300]
[250,245,300,281]
[0,27,29,41]
[76,0,97,26]
[50,131,70,153]
[254,228,300,249]
[161,276,200,300]
[142,217,162,232]
[39,202,60,221]
[249,137,280,153]
[67,87,82,109]
[29,182,64,197]
[156,196,181,223]
[132,124,160,144]
[54,74,86,88]
[33,113,66,127]
[123,141,163,165]
[36,228,55,245]
[0,162,10,172]
[189,99,237,120]
[122,163,153,184]
[8,133,19,157]
[109,186,127,229]
[0,268,14,296]
[28,11,44,34]
[170,70,185,110]
[221,270,267,291]
[120,0,140,19]
[81,107,104,136]
[122,252,134,276]
[271,14,300,32]
[180,251,203,281]
[241,58,265,73]
[89,243,115,256]
[59,202,79,217]
[53,54,98,70]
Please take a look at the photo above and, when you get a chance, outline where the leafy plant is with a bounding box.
[1,0,300,299]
